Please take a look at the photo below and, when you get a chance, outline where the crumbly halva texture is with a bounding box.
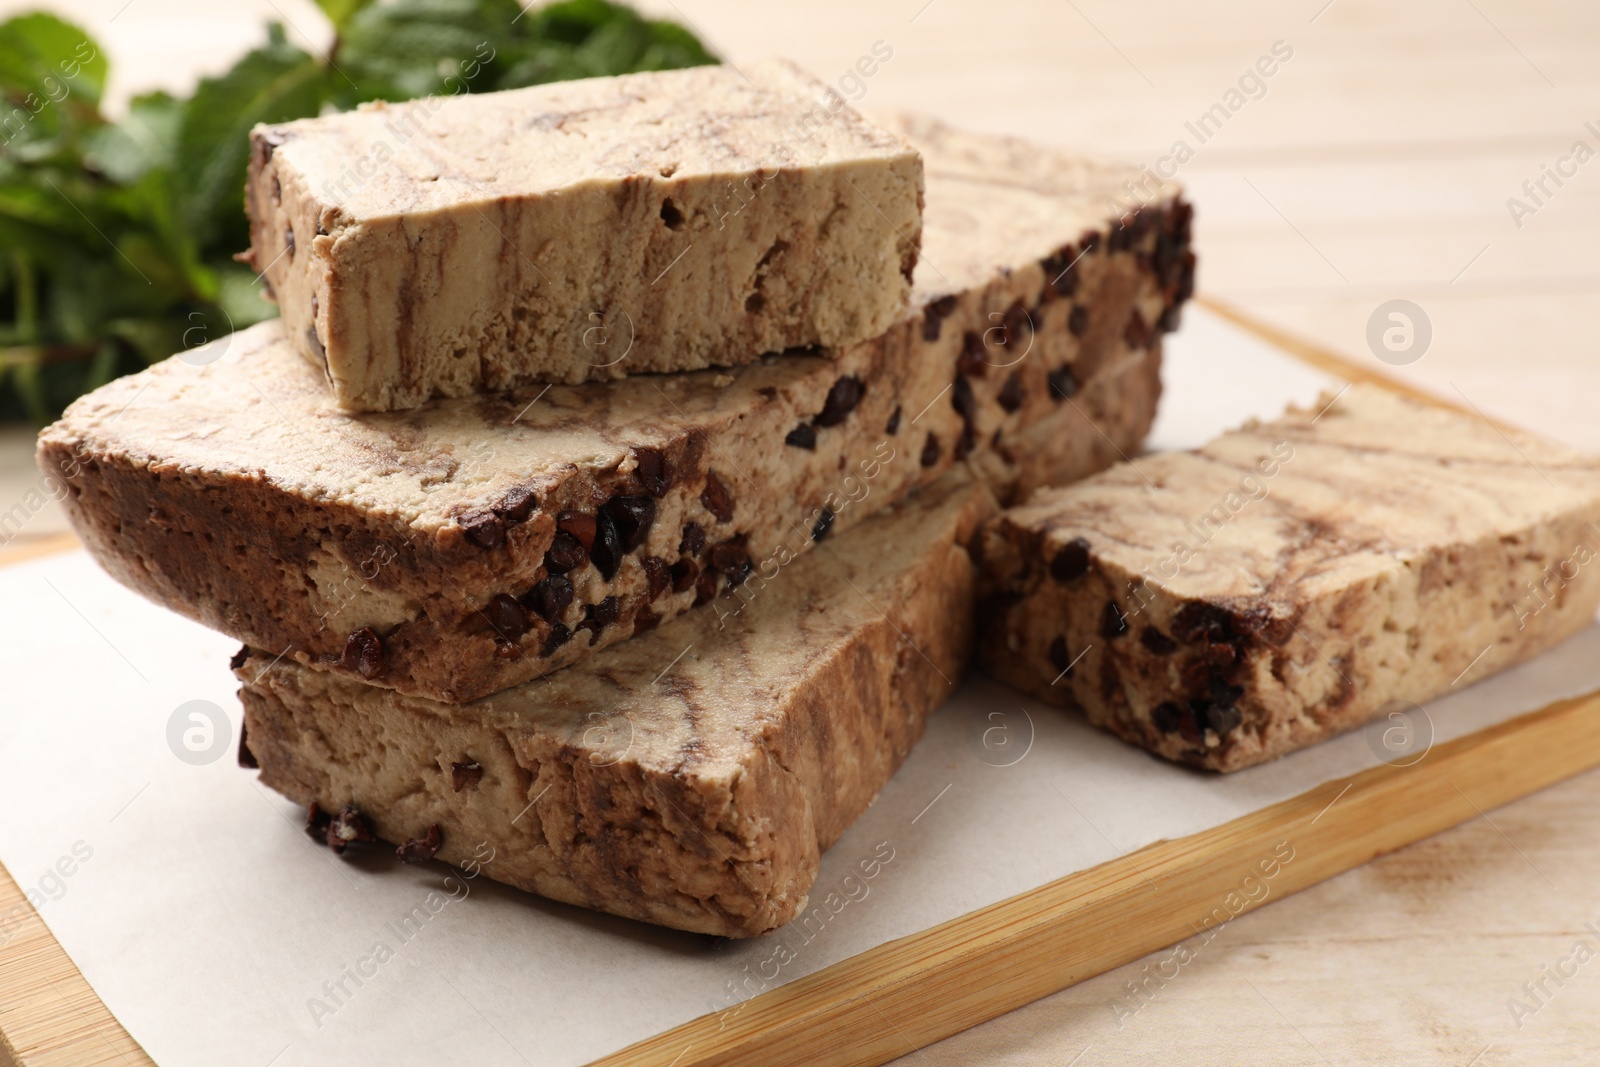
[977,385,1600,772]
[244,59,925,409]
[40,117,1191,703]
[239,473,994,937]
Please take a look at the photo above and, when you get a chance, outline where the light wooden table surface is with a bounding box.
[1,1,1596,1064]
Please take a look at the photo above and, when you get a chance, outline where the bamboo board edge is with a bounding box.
[598,689,1600,1066]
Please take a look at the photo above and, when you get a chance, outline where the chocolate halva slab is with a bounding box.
[238,472,994,937]
[977,384,1600,772]
[244,59,924,410]
[40,117,1191,703]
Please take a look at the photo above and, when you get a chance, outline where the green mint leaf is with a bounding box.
[176,30,325,249]
[529,0,631,44]
[82,90,182,184]
[333,0,522,106]
[0,13,108,160]
[314,0,379,34]
[0,13,107,103]
[640,20,718,69]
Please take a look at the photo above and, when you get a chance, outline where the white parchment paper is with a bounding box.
[2,306,1595,1067]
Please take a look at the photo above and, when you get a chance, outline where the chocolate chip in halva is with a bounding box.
[1140,627,1178,655]
[785,423,818,450]
[237,720,258,768]
[920,433,940,468]
[544,530,588,574]
[1047,366,1079,401]
[326,805,376,855]
[633,448,672,498]
[485,593,530,641]
[885,405,902,435]
[451,761,484,792]
[812,507,835,543]
[341,627,384,679]
[461,510,506,549]
[679,521,706,557]
[1001,302,1033,349]
[922,293,959,342]
[589,508,624,580]
[1176,252,1196,302]
[1206,705,1242,738]
[997,373,1024,413]
[1151,701,1184,734]
[641,556,670,599]
[1108,220,1135,252]
[694,568,719,605]
[1050,537,1091,582]
[397,824,443,864]
[1200,639,1240,671]
[556,510,597,551]
[952,376,977,422]
[709,539,752,585]
[1179,657,1215,695]
[670,558,699,593]
[1172,601,1235,644]
[815,375,865,426]
[524,573,574,621]
[1101,600,1130,639]
[1067,306,1089,337]
[1048,635,1075,676]
[579,597,621,642]
[1175,701,1205,743]
[701,472,735,523]
[305,802,332,842]
[956,331,987,377]
[494,485,538,524]
[1041,244,1079,298]
[604,495,656,552]
[541,623,572,656]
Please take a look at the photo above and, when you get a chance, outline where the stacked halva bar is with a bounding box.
[39,62,1194,935]
[977,386,1600,771]
[39,58,1596,938]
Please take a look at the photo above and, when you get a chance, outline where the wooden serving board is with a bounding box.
[2,304,1596,1067]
